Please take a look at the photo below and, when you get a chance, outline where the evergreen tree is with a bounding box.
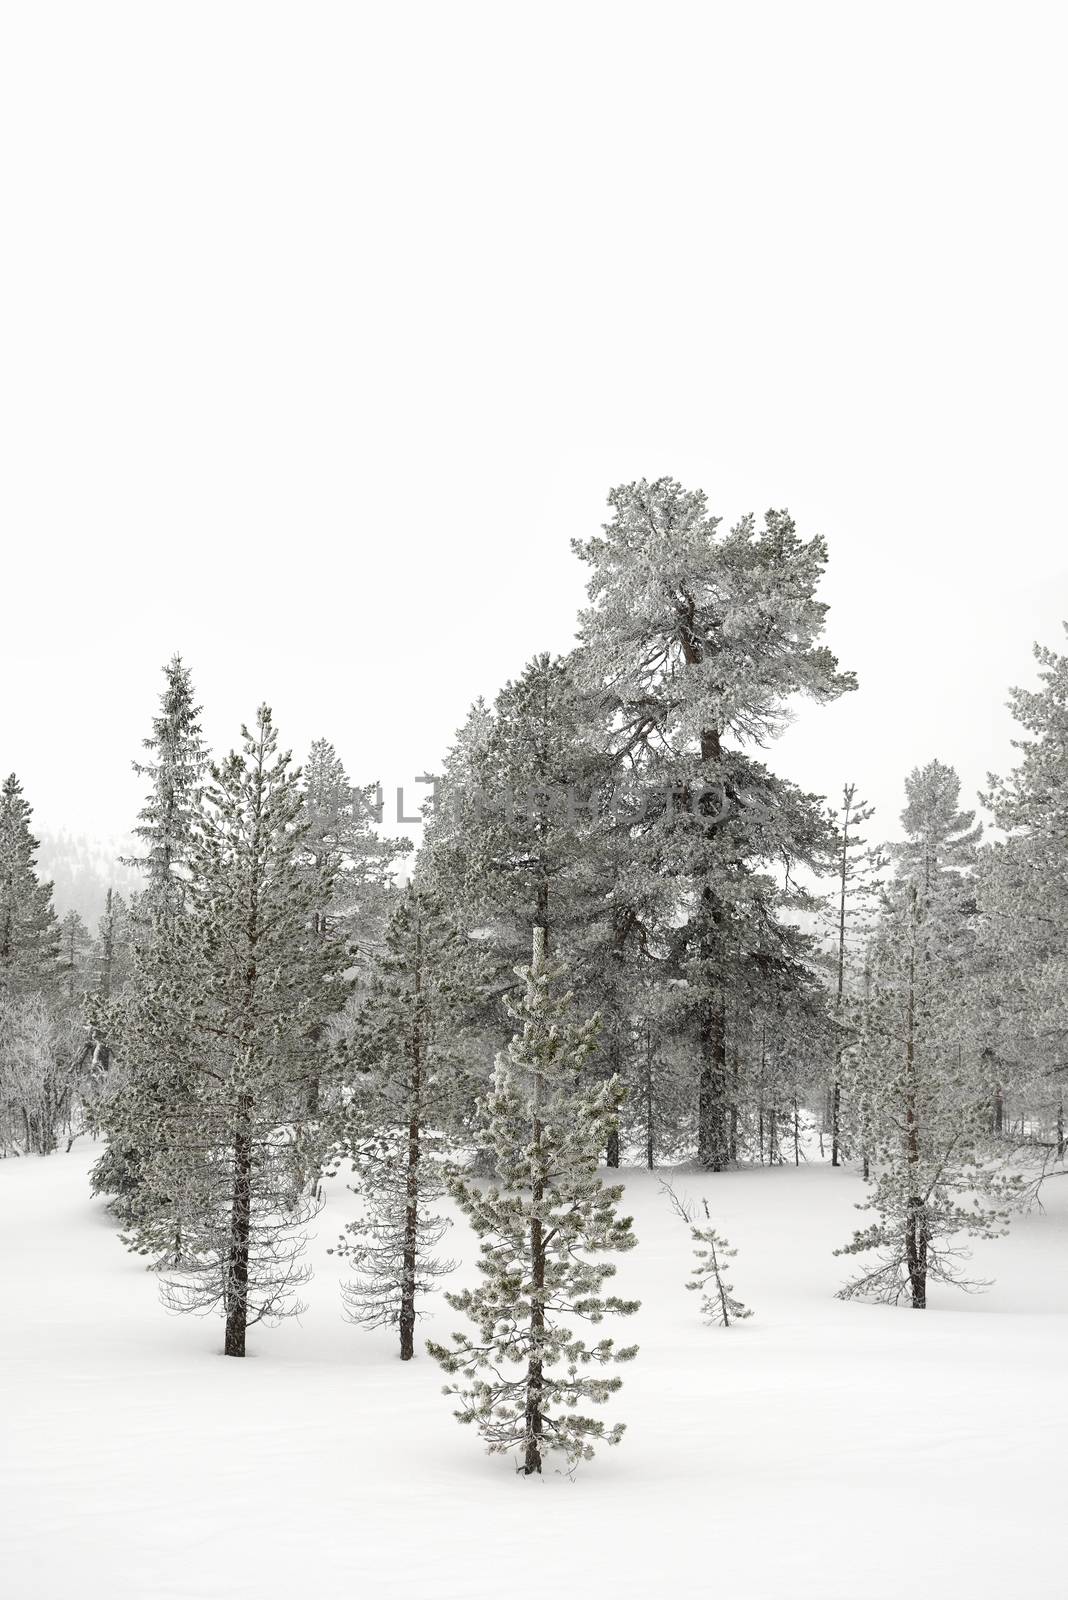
[428,928,639,1475]
[978,631,1068,1159]
[836,764,1008,1308]
[0,773,60,995]
[825,784,882,1166]
[58,909,92,1001]
[93,657,205,1207]
[108,706,350,1354]
[331,889,473,1358]
[662,1182,754,1325]
[301,736,409,962]
[296,737,408,1130]
[122,653,207,922]
[573,479,853,1168]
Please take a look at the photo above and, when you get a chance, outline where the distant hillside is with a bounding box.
[37,831,144,926]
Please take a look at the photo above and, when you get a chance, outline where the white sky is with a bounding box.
[1,3,1065,852]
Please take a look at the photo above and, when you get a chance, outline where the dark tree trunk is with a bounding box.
[698,1000,729,1169]
[399,1114,419,1361]
[224,1088,254,1358]
[399,921,424,1361]
[523,1209,545,1475]
[523,926,547,1476]
[645,1034,655,1170]
[905,1195,928,1309]
[903,884,925,1310]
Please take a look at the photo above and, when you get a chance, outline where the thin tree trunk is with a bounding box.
[399,915,423,1361]
[224,1086,254,1358]
[523,925,548,1476]
[698,1000,729,1169]
[644,1028,655,1170]
[904,884,926,1310]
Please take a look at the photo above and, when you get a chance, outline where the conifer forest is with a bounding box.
[2,8,1065,1599]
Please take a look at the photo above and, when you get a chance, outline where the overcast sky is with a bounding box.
[1,3,1065,855]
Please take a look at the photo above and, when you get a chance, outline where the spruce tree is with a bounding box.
[428,928,639,1475]
[0,773,60,996]
[122,653,207,922]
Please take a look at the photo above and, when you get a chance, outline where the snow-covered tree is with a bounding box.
[428,928,639,1475]
[122,654,207,923]
[301,736,409,960]
[420,658,640,1160]
[825,783,883,1165]
[836,764,1009,1308]
[978,631,1068,1160]
[662,1182,754,1325]
[58,909,92,1001]
[0,773,60,996]
[108,707,350,1354]
[331,888,475,1359]
[0,990,82,1155]
[573,479,853,1168]
[295,736,408,1135]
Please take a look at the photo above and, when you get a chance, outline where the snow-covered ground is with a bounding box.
[2,1147,1065,1600]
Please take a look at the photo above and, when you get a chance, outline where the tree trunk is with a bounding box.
[644,1030,655,1170]
[400,919,424,1361]
[905,1194,928,1309]
[698,1000,729,1170]
[224,1087,254,1358]
[903,884,925,1310]
[399,1113,419,1361]
[523,926,548,1476]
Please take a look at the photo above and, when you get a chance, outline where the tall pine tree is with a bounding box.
[573,479,853,1168]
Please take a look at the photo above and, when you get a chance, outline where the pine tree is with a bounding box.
[826,784,883,1166]
[421,664,627,1161]
[296,737,408,1130]
[0,773,60,996]
[662,1180,754,1324]
[662,1182,754,1325]
[428,928,639,1475]
[122,653,207,922]
[573,479,853,1169]
[836,764,1009,1308]
[331,888,472,1358]
[109,706,350,1354]
[978,631,1068,1161]
[301,736,409,961]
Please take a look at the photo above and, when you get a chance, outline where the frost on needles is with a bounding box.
[427,927,639,1476]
